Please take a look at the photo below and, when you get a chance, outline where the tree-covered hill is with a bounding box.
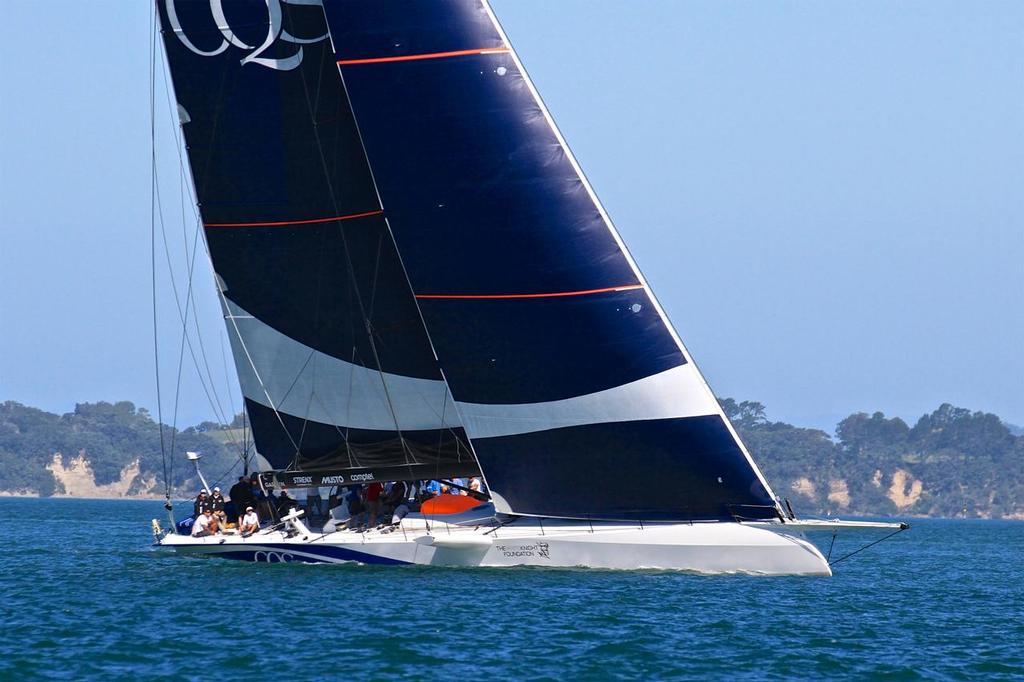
[0,401,242,497]
[721,399,1024,519]
[0,398,1021,518]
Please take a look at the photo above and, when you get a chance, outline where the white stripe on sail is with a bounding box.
[221,297,461,432]
[220,301,721,439]
[478,2,781,507]
[456,364,719,440]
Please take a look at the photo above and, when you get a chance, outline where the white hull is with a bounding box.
[157,512,834,576]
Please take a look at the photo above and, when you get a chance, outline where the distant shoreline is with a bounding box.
[0,492,165,502]
[1,494,1020,520]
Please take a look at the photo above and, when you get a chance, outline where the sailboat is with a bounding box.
[152,0,904,574]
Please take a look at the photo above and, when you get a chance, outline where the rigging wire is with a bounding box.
[242,408,251,474]
[292,27,413,468]
[219,331,248,469]
[177,8,337,468]
[325,22,484,480]
[174,36,308,460]
[153,141,239,456]
[217,287,303,456]
[154,25,247,451]
[294,355,318,457]
[343,347,357,466]
[151,10,254,503]
[150,2,171,507]
[153,26,251,467]
[153,107,236,443]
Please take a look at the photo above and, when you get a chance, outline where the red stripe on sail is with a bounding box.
[204,210,383,228]
[415,285,644,300]
[337,47,510,66]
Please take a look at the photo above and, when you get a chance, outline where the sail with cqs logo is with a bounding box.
[152,0,910,575]
[158,0,479,484]
[156,0,781,522]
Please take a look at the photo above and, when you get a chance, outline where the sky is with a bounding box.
[1,0,1021,433]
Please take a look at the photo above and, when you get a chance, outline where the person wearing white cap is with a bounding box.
[208,486,226,522]
[240,506,260,536]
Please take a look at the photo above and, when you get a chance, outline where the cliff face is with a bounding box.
[0,401,238,498]
[45,452,161,499]
[727,401,1024,519]
[776,468,1023,520]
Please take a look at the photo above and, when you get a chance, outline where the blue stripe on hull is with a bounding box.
[192,543,410,566]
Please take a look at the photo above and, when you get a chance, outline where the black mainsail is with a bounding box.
[158,0,782,522]
[157,0,477,481]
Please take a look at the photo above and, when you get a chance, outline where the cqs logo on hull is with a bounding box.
[253,550,295,563]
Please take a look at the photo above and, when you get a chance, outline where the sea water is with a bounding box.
[0,498,1020,680]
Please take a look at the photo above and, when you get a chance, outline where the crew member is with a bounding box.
[191,509,213,537]
[239,506,260,536]
[382,480,408,514]
[229,475,253,523]
[421,480,441,500]
[210,487,227,524]
[365,481,384,528]
[193,490,212,519]
[277,488,297,515]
